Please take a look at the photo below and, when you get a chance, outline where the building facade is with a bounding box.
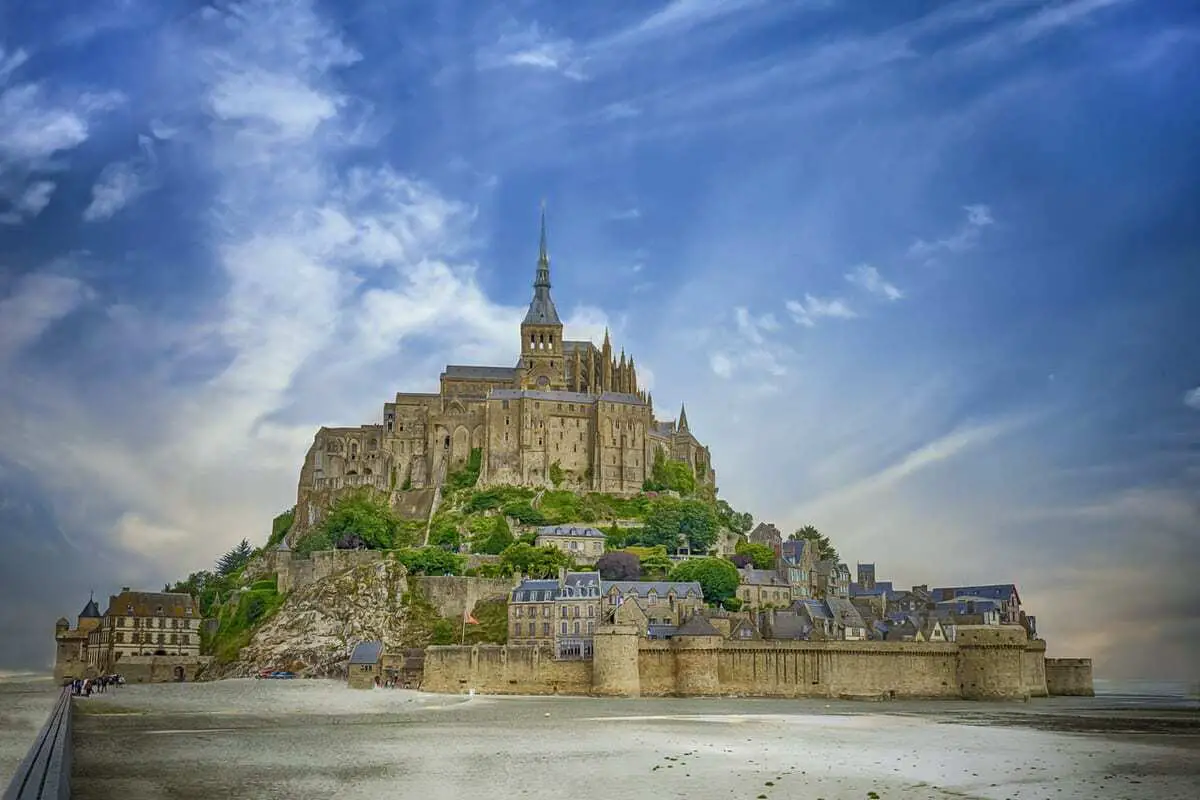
[508,571,603,658]
[86,589,202,673]
[534,525,607,564]
[295,208,716,509]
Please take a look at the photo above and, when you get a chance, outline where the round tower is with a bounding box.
[956,625,1030,700]
[671,614,723,696]
[55,617,70,634]
[591,622,640,697]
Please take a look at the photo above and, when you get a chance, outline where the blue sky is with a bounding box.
[0,0,1197,680]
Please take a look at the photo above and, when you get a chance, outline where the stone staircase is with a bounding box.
[422,458,449,547]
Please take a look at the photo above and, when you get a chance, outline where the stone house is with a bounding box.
[86,589,201,674]
[826,596,868,640]
[600,580,704,639]
[748,522,784,549]
[534,525,606,564]
[777,539,815,601]
[348,640,384,689]
[930,584,1022,625]
[813,560,852,600]
[508,571,603,658]
[736,568,792,610]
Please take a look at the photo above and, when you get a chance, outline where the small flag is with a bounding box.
[464,611,480,625]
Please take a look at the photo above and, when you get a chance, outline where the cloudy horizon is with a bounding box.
[1,0,1197,682]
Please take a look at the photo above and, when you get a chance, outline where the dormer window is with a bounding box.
[126,604,133,615]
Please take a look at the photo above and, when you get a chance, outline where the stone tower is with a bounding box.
[519,203,566,390]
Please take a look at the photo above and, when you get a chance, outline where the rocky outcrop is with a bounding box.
[214,558,423,679]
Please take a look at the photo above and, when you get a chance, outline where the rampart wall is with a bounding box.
[1045,658,1095,696]
[423,645,592,695]
[116,655,212,684]
[412,576,514,619]
[426,626,1072,700]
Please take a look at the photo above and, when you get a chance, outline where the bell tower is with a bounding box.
[520,203,566,390]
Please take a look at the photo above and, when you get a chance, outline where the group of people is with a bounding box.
[373,675,412,689]
[68,674,123,697]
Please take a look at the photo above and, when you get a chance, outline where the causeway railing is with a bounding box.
[2,686,72,800]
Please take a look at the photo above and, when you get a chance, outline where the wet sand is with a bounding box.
[68,680,1200,799]
[0,677,59,787]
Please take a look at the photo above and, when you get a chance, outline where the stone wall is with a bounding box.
[411,576,514,620]
[422,645,592,695]
[116,655,212,683]
[426,633,1056,700]
[1045,658,1095,696]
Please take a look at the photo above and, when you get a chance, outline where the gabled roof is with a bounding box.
[762,611,811,640]
[675,614,721,637]
[603,580,703,599]
[536,525,606,539]
[826,596,867,629]
[738,568,788,586]
[511,579,560,602]
[797,599,833,621]
[931,584,1020,604]
[349,641,384,665]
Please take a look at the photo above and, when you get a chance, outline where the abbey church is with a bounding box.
[297,208,715,500]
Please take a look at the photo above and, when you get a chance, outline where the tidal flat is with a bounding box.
[53,679,1200,799]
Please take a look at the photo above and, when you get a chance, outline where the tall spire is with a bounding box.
[523,201,560,324]
[535,200,550,288]
[678,403,689,432]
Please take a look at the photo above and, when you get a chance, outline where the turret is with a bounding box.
[678,403,690,433]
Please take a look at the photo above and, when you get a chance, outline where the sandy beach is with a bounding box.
[0,677,59,788]
[58,679,1199,800]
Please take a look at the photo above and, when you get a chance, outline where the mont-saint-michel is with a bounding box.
[47,213,1094,706]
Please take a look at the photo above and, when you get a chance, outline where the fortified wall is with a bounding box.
[261,547,513,599]
[1045,658,1095,696]
[423,625,1082,700]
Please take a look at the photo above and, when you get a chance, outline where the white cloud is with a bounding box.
[710,352,734,378]
[478,24,584,80]
[0,273,91,360]
[785,294,857,327]
[909,203,995,259]
[83,136,157,222]
[1184,386,1200,411]
[0,180,55,224]
[845,264,903,301]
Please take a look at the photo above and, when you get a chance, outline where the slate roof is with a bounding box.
[779,539,806,563]
[443,365,520,381]
[850,580,895,597]
[563,571,602,597]
[349,641,384,665]
[738,568,789,586]
[762,610,811,640]
[797,599,833,621]
[489,389,596,403]
[79,597,101,618]
[105,590,198,619]
[603,580,704,600]
[511,579,560,603]
[935,596,1001,612]
[931,584,1019,604]
[826,596,867,630]
[597,391,646,406]
[675,614,721,637]
[536,525,606,539]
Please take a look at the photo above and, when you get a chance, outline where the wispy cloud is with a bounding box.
[845,264,903,301]
[908,204,995,260]
[0,180,55,225]
[1185,386,1200,411]
[477,24,585,80]
[785,294,857,327]
[83,135,158,222]
[610,207,641,221]
[0,273,91,360]
[707,307,789,381]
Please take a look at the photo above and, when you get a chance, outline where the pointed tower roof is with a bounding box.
[619,348,626,366]
[79,593,101,619]
[602,327,611,348]
[678,403,690,432]
[523,201,561,325]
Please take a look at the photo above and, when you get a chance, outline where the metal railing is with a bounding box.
[2,686,72,800]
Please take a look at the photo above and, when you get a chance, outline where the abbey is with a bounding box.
[297,208,716,498]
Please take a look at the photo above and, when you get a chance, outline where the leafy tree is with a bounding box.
[722,596,744,612]
[643,497,718,553]
[642,449,697,495]
[501,500,546,526]
[394,547,465,576]
[216,539,254,576]
[428,515,462,551]
[498,543,571,578]
[596,551,641,581]
[715,499,753,536]
[320,489,402,550]
[622,545,673,578]
[791,524,839,562]
[548,461,565,487]
[473,515,515,555]
[668,558,740,606]
[734,541,776,570]
[266,507,296,549]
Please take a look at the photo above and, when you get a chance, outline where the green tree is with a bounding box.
[734,540,776,570]
[394,547,465,576]
[715,499,753,536]
[445,448,483,491]
[791,524,839,562]
[320,489,402,550]
[668,558,740,606]
[216,539,254,576]
[473,515,515,555]
[498,543,571,578]
[643,497,718,553]
[266,507,296,549]
[548,461,566,487]
[501,500,546,526]
[643,449,697,495]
